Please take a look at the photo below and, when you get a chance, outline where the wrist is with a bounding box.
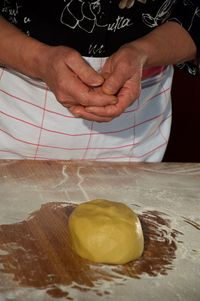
[0,17,51,79]
[128,21,197,69]
[18,37,51,80]
[128,37,162,68]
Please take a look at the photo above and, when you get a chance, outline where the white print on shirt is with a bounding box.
[60,0,108,33]
[60,0,132,33]
[170,0,200,31]
[107,16,132,32]
[1,0,22,24]
[188,6,200,31]
[24,16,31,24]
[88,43,105,55]
[1,0,31,31]
[142,0,176,28]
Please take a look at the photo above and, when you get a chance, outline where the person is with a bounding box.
[0,0,199,161]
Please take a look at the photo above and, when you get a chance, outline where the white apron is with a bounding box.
[0,57,173,161]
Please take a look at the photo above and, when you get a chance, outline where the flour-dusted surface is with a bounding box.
[0,161,200,301]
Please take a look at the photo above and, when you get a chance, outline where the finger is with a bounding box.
[82,88,118,107]
[56,68,118,107]
[101,71,111,80]
[69,106,113,122]
[117,76,140,101]
[85,103,125,119]
[65,52,104,87]
[86,77,140,118]
[102,63,132,95]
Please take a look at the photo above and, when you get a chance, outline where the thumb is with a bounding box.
[101,66,131,95]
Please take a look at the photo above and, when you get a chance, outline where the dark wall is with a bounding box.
[163,67,200,162]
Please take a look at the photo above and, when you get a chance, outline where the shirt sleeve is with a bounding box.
[169,0,200,75]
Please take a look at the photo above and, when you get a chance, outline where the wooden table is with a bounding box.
[0,160,200,301]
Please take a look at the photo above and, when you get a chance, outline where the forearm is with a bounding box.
[0,16,49,78]
[130,21,197,68]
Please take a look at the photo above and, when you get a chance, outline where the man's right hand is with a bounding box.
[37,45,117,109]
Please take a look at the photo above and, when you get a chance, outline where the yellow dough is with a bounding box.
[68,199,144,264]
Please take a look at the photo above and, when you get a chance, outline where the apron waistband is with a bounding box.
[142,66,166,80]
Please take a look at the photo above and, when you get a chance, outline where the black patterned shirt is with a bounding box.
[1,0,200,74]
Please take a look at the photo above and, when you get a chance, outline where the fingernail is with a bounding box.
[72,110,81,117]
[91,78,104,87]
[103,84,115,95]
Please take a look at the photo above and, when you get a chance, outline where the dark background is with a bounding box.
[163,67,200,162]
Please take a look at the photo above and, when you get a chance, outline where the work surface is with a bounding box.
[0,160,199,301]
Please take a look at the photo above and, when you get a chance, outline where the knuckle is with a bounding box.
[66,49,80,64]
[105,110,120,119]
[118,60,130,74]
[56,82,66,98]
[56,87,73,106]
[113,111,122,118]
[79,91,90,106]
[113,107,124,118]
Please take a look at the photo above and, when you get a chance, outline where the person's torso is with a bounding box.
[1,0,177,56]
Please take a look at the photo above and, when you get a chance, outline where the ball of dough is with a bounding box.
[68,199,144,264]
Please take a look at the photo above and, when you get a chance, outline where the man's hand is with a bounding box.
[70,43,147,122]
[0,17,117,111]
[37,46,117,109]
